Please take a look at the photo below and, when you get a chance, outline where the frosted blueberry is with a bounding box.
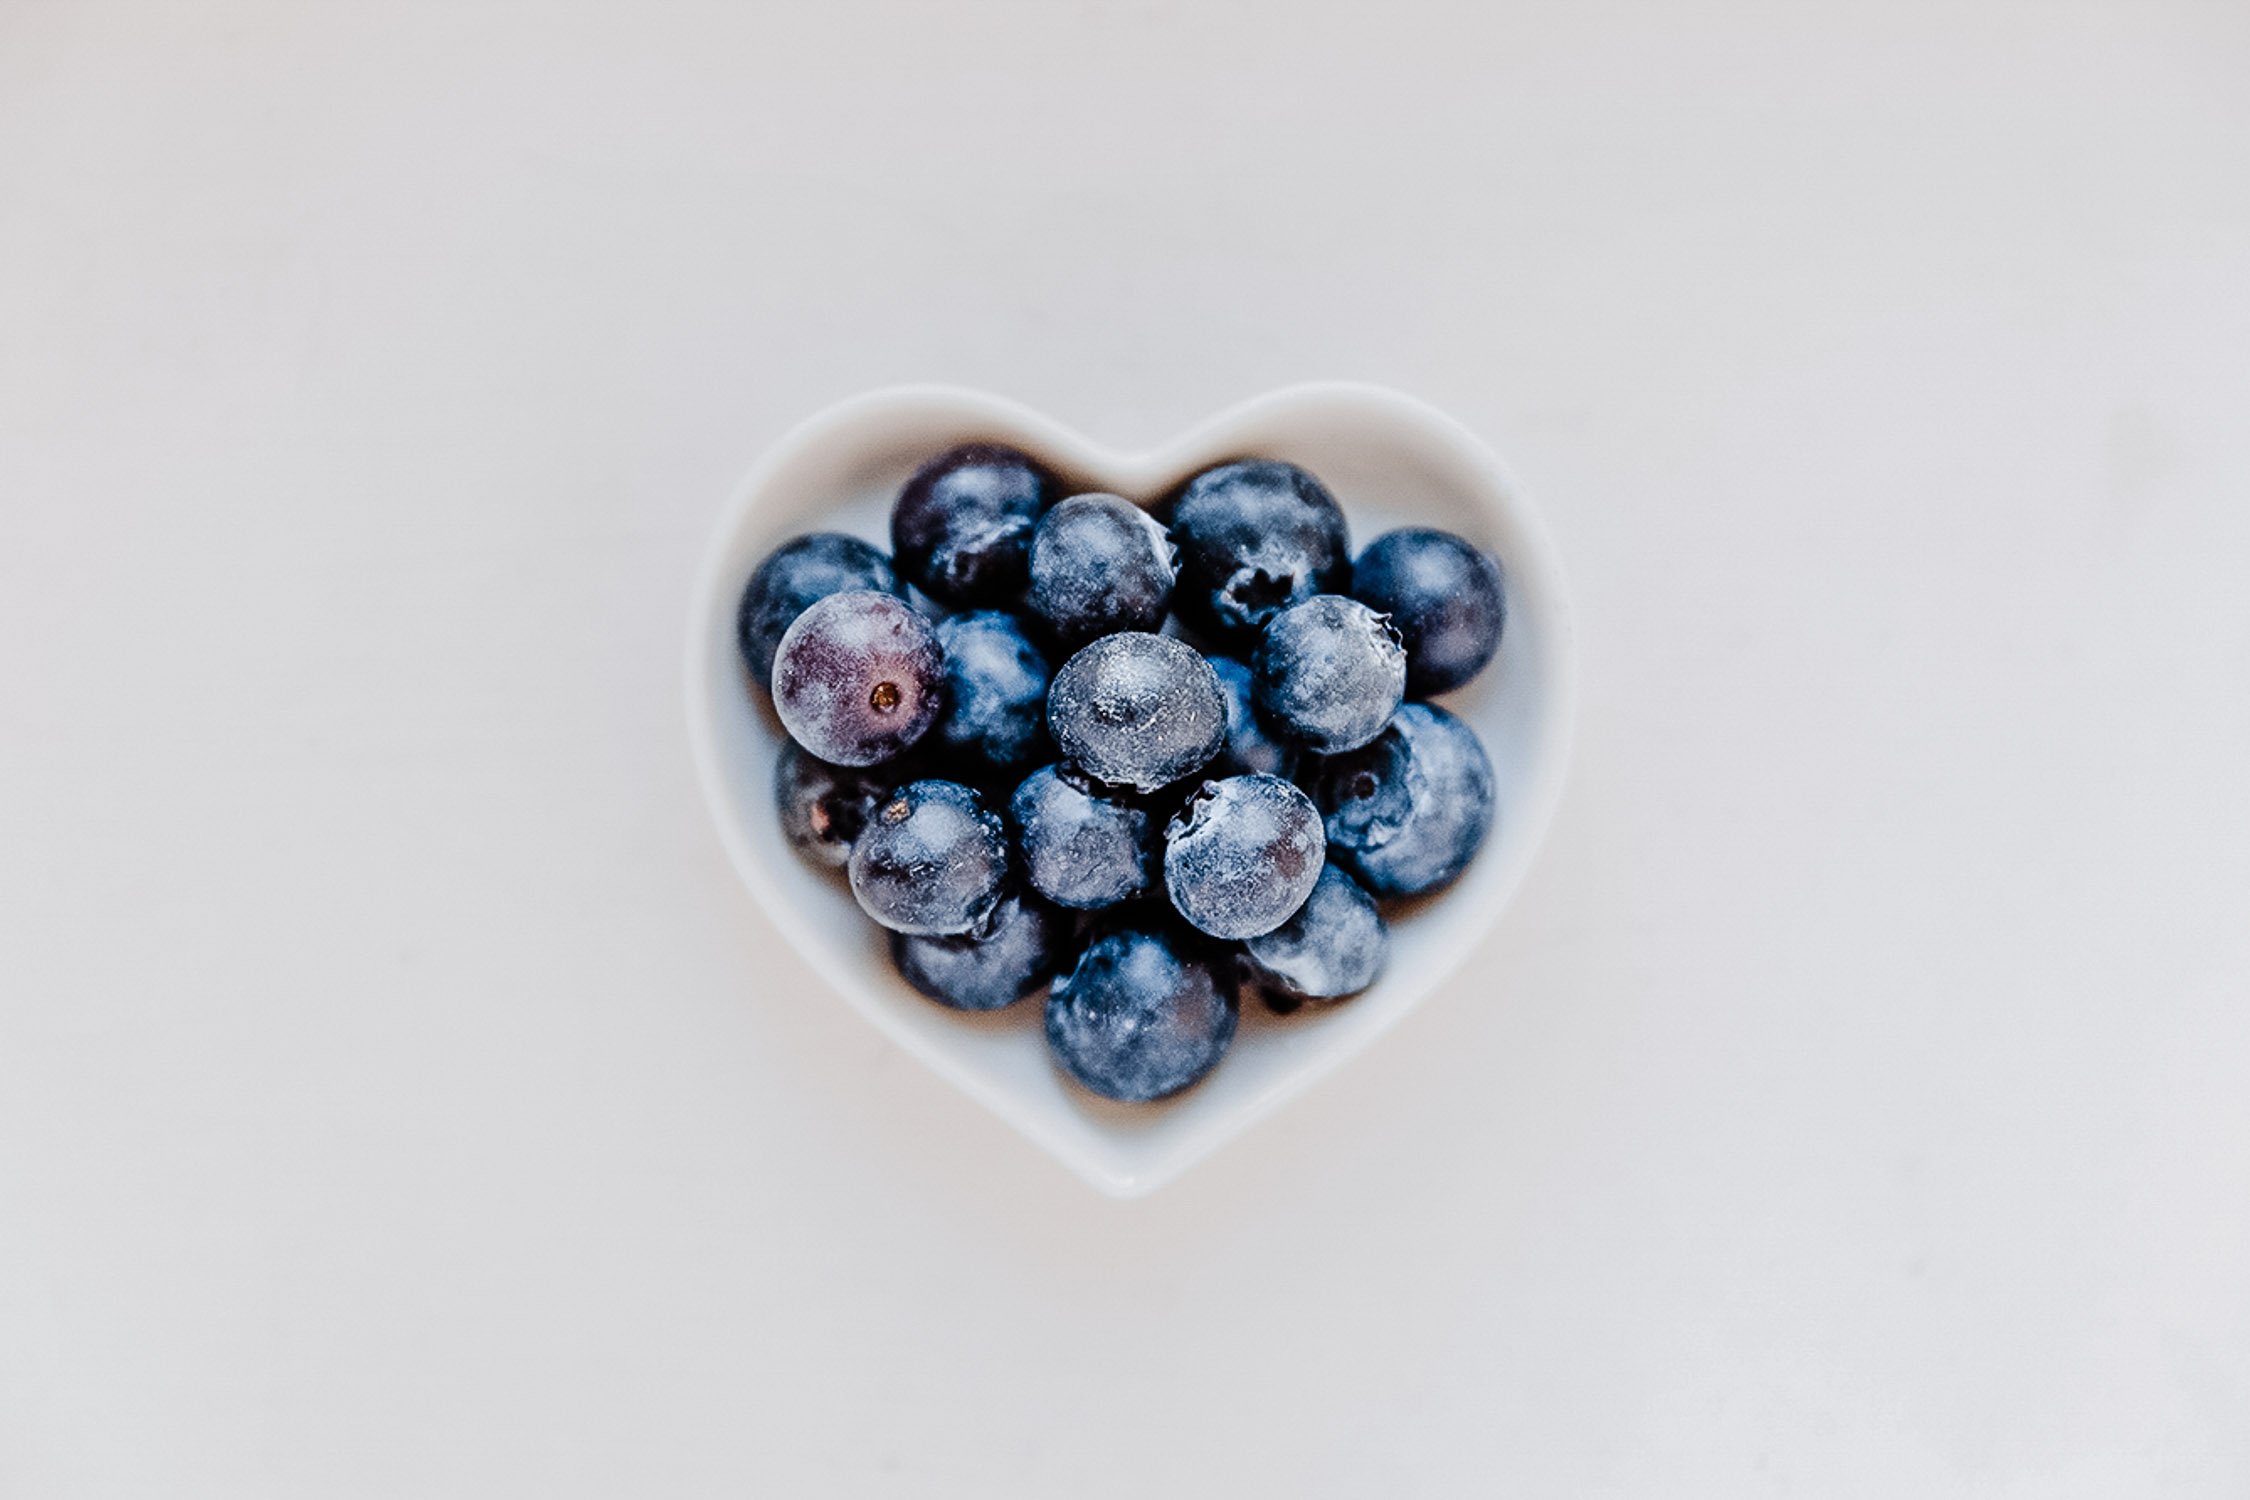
[1045,922,1239,1101]
[890,443,1049,608]
[773,741,897,870]
[735,532,903,689]
[931,611,1052,782]
[1252,595,1407,753]
[772,590,943,767]
[1206,655,1296,780]
[847,780,1010,936]
[1047,633,1226,793]
[1240,862,1388,1011]
[1027,493,1177,649]
[1351,528,1506,697]
[1009,763,1159,909]
[1304,702,1495,897]
[1162,773,1325,940]
[1167,459,1351,649]
[890,887,1070,1012]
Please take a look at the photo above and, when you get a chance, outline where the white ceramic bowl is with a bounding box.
[686,384,1576,1197]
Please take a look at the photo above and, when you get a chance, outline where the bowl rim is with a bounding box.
[684,381,1578,1196]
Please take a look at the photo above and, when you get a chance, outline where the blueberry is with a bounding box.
[1303,702,1494,897]
[1027,493,1176,648]
[771,590,944,767]
[931,611,1052,782]
[1167,460,1351,649]
[1351,528,1506,697]
[1240,862,1387,1011]
[890,887,1070,1012]
[735,533,903,689]
[847,780,1010,935]
[1251,595,1407,753]
[773,741,897,870]
[1047,632,1226,793]
[1045,921,1239,1101]
[1009,763,1159,909]
[1162,773,1325,939]
[890,443,1049,608]
[1206,655,1296,780]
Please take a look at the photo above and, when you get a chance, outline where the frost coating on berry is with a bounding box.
[1241,862,1387,1009]
[889,443,1049,608]
[1027,493,1177,646]
[1168,460,1351,648]
[1045,924,1239,1101]
[1351,528,1506,697]
[1252,595,1407,753]
[1009,764,1158,909]
[1047,633,1226,793]
[1305,702,1495,897]
[890,888,1068,1012]
[847,780,1010,936]
[1162,773,1325,939]
[932,611,1052,780]
[772,590,943,767]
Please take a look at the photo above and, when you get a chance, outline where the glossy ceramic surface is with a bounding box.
[686,384,1576,1196]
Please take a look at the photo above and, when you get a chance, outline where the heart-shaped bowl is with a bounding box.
[686,384,1576,1197]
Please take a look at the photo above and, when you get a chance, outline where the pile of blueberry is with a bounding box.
[738,444,1505,1103]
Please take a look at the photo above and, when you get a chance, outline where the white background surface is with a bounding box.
[4,2,2248,1494]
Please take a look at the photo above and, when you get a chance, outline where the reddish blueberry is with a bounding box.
[771,590,943,768]
[773,741,898,870]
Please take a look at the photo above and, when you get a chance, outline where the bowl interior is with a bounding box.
[686,384,1575,1196]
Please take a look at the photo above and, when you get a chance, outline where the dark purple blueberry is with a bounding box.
[1045,921,1239,1101]
[1026,493,1176,648]
[1251,595,1407,753]
[931,612,1052,782]
[889,443,1050,608]
[773,741,897,870]
[735,533,904,689]
[1350,528,1506,697]
[890,887,1070,1011]
[1206,656,1297,780]
[1162,773,1325,940]
[1303,702,1494,897]
[1047,632,1227,793]
[1009,763,1159,910]
[771,590,943,767]
[847,780,1011,936]
[1240,862,1387,1012]
[1167,460,1351,649]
